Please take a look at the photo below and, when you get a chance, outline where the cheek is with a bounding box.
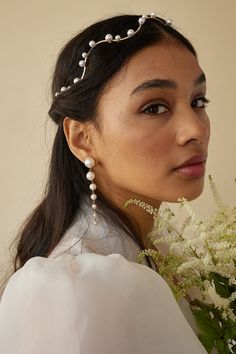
[100,120,173,173]
[124,122,173,161]
[144,133,172,157]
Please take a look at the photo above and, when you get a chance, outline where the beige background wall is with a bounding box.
[1,0,236,276]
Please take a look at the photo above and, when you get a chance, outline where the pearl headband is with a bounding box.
[55,13,172,97]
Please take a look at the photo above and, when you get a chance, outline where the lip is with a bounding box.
[173,154,207,178]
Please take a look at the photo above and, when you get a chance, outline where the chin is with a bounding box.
[184,190,203,201]
[177,179,205,201]
[164,178,205,202]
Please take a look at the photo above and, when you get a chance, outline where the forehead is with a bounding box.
[101,40,203,98]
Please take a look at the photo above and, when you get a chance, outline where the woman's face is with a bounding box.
[91,39,210,208]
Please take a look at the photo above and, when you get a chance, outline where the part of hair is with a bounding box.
[10,14,197,274]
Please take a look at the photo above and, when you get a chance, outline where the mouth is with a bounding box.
[173,154,207,178]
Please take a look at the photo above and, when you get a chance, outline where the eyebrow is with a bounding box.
[130,72,206,96]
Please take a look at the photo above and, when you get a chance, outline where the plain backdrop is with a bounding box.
[1,0,236,278]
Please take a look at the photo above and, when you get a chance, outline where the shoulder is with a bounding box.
[2,253,157,290]
[1,254,162,328]
[1,253,167,306]
[2,253,180,321]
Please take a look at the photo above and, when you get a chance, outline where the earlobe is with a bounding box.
[63,117,95,162]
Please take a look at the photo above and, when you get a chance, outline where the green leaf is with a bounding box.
[198,333,215,353]
[192,308,219,337]
[224,322,236,339]
[215,339,231,354]
[211,273,230,298]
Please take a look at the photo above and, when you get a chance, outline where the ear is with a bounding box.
[63,117,96,163]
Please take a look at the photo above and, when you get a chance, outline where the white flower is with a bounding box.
[229,291,236,302]
[206,285,230,309]
[229,276,236,285]
[202,252,214,266]
[177,259,202,274]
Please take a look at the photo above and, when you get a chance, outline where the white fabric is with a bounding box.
[0,201,206,353]
[0,253,206,354]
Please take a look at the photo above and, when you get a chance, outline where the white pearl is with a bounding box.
[150,12,156,18]
[166,18,172,26]
[82,52,88,58]
[138,17,145,25]
[91,193,97,201]
[127,29,135,37]
[67,85,71,89]
[61,86,67,92]
[86,171,95,180]
[115,35,121,41]
[89,183,97,191]
[92,204,97,209]
[89,40,96,48]
[105,34,113,42]
[93,212,97,217]
[84,157,95,168]
[73,77,79,84]
[55,92,60,97]
[79,60,85,67]
[142,14,147,19]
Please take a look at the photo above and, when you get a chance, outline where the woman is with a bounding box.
[0,13,209,353]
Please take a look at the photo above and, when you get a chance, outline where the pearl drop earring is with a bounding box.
[84,157,98,225]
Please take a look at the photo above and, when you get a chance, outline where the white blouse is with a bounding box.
[0,203,206,354]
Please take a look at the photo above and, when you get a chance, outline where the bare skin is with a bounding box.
[64,39,210,245]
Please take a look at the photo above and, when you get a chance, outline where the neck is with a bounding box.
[98,186,162,248]
[122,201,161,248]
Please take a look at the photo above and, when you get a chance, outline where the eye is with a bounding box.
[192,97,210,108]
[141,103,169,115]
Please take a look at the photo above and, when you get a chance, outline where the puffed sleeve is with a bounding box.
[0,253,206,354]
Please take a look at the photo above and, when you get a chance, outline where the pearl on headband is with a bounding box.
[54,13,173,97]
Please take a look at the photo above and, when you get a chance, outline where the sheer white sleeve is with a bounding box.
[0,253,206,354]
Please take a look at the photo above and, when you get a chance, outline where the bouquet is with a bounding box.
[125,176,236,354]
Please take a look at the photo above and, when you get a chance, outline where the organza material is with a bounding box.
[0,253,206,354]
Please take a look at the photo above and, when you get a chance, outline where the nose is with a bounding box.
[175,106,210,147]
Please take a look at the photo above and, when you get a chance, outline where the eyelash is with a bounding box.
[141,97,210,116]
[192,97,210,108]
